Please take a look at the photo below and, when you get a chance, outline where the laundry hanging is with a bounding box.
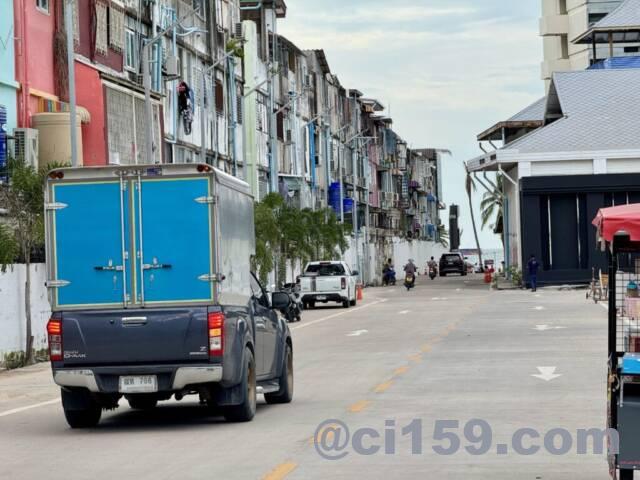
[178,81,194,135]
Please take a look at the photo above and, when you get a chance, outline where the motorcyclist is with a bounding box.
[427,256,438,272]
[404,259,417,289]
[382,258,396,285]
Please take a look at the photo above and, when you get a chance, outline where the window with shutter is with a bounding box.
[95,2,109,56]
[109,5,125,52]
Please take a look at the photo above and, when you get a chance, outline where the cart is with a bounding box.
[593,204,640,480]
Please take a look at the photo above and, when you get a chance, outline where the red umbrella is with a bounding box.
[593,203,640,243]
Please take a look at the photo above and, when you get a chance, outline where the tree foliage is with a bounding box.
[253,193,348,285]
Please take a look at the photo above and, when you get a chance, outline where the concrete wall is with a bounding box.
[0,264,51,359]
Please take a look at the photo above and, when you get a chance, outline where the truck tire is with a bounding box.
[350,296,357,307]
[224,347,256,422]
[62,390,102,429]
[620,470,634,480]
[265,344,293,404]
[127,396,158,410]
[342,299,350,308]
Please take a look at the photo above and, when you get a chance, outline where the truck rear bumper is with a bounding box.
[302,293,346,303]
[54,365,223,393]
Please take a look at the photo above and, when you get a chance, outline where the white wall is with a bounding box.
[0,264,51,359]
[392,238,448,276]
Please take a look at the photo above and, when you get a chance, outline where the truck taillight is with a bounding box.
[341,277,346,289]
[208,312,224,357]
[47,319,63,362]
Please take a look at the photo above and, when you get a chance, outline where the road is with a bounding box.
[0,275,608,479]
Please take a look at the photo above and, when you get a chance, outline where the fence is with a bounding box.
[0,263,50,360]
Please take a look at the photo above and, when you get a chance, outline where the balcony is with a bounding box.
[539,14,569,36]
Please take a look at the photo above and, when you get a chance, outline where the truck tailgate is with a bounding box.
[61,308,210,365]
[301,276,342,293]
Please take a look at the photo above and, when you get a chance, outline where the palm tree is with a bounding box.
[479,174,504,247]
[465,167,484,269]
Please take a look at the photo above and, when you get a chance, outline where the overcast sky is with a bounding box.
[279,0,544,249]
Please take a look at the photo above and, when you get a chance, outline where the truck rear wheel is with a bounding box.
[61,390,102,429]
[265,344,293,404]
[620,470,634,480]
[224,347,256,422]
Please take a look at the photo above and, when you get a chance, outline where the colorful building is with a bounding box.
[0,0,18,133]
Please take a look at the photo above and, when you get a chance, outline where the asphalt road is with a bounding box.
[0,275,608,480]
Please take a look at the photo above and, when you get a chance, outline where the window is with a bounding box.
[624,46,640,53]
[192,0,204,18]
[588,12,608,26]
[558,0,567,15]
[125,29,137,71]
[95,2,109,56]
[109,5,125,52]
[215,79,224,114]
[560,34,569,59]
[36,0,49,13]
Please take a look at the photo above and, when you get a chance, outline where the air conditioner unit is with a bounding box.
[233,22,243,40]
[13,128,39,169]
[164,55,180,77]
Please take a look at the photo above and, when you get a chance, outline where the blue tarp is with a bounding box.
[589,56,640,70]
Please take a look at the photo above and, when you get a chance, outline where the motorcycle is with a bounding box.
[382,268,397,286]
[428,265,437,280]
[280,283,302,322]
[404,273,416,291]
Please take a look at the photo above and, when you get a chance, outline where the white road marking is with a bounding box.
[398,310,410,315]
[531,367,562,382]
[600,303,608,311]
[534,306,545,311]
[431,297,449,301]
[291,298,388,331]
[534,325,567,331]
[346,330,368,337]
[0,399,59,418]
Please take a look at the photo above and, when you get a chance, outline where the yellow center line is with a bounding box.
[349,399,372,413]
[393,365,410,376]
[421,344,432,353]
[309,423,339,445]
[374,380,394,393]
[262,462,297,480]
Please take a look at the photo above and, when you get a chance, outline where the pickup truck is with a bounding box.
[44,164,293,428]
[299,261,358,309]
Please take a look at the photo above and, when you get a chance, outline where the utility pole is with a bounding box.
[65,0,78,167]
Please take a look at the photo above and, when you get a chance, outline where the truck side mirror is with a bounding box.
[352,271,359,276]
[271,292,291,310]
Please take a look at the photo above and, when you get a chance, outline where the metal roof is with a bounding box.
[574,0,640,43]
[476,97,545,142]
[506,69,640,153]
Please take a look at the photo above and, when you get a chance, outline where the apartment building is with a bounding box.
[540,0,624,87]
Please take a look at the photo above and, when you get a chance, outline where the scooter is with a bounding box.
[281,283,302,322]
[383,268,397,286]
[404,273,416,291]
[428,266,437,281]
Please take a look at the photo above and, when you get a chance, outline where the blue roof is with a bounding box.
[589,56,640,69]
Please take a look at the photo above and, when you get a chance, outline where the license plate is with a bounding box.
[316,296,327,301]
[119,375,157,393]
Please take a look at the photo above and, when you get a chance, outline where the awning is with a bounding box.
[592,203,640,242]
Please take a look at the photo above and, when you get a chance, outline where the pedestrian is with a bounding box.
[527,254,540,292]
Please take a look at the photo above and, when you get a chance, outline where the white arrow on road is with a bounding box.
[534,325,567,331]
[346,330,368,337]
[532,367,562,382]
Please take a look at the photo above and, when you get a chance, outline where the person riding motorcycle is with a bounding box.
[404,259,417,289]
[427,257,438,279]
[382,258,396,286]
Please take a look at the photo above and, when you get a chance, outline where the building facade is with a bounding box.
[540,0,627,87]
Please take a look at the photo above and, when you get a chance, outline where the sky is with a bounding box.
[279,0,544,249]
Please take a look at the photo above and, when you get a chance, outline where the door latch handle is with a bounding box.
[142,263,172,270]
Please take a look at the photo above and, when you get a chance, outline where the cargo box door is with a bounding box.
[50,180,132,309]
[135,176,214,305]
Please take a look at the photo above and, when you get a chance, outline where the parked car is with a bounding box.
[44,164,293,428]
[439,253,467,276]
[299,261,358,309]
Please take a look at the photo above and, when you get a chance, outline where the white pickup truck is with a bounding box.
[299,261,358,309]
